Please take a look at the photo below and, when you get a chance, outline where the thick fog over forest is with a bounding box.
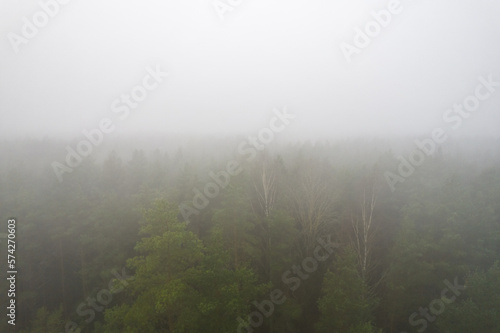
[1,1,500,333]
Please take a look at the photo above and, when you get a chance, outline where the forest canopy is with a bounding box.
[0,135,499,333]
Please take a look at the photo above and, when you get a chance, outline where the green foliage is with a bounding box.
[316,248,378,333]
[100,199,268,332]
[19,306,65,333]
[2,137,499,332]
[436,262,500,333]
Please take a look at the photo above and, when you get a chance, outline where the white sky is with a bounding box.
[1,0,499,140]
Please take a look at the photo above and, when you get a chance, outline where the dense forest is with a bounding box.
[1,135,499,333]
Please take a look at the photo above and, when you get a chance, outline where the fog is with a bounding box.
[3,2,500,332]
[1,0,499,141]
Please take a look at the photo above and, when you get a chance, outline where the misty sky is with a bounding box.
[1,0,499,140]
